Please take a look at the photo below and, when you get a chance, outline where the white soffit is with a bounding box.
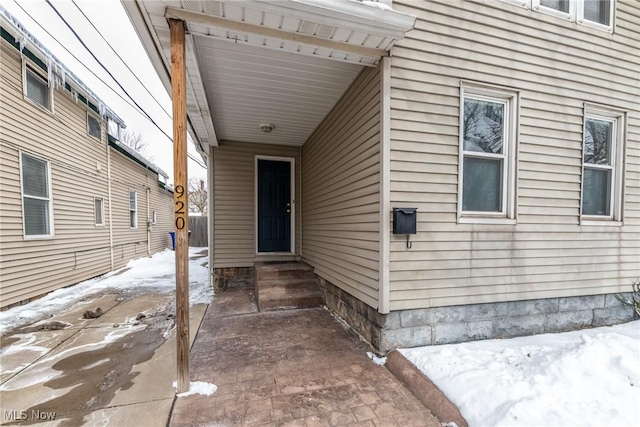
[197,38,362,146]
[125,0,416,147]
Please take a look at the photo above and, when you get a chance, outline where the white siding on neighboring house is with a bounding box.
[388,0,640,310]
[302,66,382,308]
[211,141,301,268]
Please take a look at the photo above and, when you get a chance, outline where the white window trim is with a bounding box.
[94,197,105,226]
[510,0,615,32]
[458,82,519,225]
[580,104,626,224]
[533,0,572,20]
[129,191,138,229]
[500,0,530,8]
[576,0,615,32]
[22,59,54,113]
[87,112,102,141]
[19,151,54,240]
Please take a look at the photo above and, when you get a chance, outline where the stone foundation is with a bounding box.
[319,277,636,353]
[214,267,254,291]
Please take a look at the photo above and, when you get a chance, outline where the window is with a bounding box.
[94,198,104,226]
[87,114,102,140]
[538,0,571,15]
[531,0,614,30]
[581,106,625,222]
[579,0,613,28]
[129,191,137,228]
[458,84,518,223]
[20,153,53,238]
[151,210,157,225]
[24,65,50,110]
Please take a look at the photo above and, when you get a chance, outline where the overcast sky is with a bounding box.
[4,0,207,183]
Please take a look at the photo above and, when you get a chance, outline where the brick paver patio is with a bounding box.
[170,289,440,427]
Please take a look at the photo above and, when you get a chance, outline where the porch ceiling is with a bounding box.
[124,0,416,150]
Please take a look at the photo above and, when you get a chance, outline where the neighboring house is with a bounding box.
[125,0,639,351]
[0,10,174,309]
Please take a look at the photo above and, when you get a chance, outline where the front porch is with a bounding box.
[169,287,441,426]
[124,0,417,320]
[214,261,324,312]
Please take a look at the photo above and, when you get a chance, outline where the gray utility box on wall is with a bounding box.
[393,208,417,235]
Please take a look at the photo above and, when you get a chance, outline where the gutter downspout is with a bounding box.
[147,185,151,254]
[107,141,114,270]
[207,147,214,287]
[299,145,303,259]
[379,56,391,314]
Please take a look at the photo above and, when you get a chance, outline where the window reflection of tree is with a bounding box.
[584,119,611,165]
[463,99,503,154]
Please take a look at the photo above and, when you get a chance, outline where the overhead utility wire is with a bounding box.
[45,1,171,137]
[69,1,207,170]
[12,1,148,119]
[70,0,173,121]
[44,0,206,169]
[17,1,206,169]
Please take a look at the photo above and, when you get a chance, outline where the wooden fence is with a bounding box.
[189,216,208,247]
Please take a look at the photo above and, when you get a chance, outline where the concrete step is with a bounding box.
[255,262,315,281]
[255,262,324,311]
[258,288,324,312]
[258,277,321,292]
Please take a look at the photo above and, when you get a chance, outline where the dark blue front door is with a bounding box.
[258,160,291,252]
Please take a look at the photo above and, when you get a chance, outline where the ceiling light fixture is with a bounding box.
[259,123,274,133]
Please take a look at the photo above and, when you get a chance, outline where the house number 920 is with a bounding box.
[175,185,186,230]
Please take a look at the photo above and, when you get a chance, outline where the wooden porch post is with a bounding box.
[169,18,190,393]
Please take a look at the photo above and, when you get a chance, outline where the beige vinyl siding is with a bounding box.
[301,66,381,308]
[0,43,111,307]
[212,141,301,268]
[388,0,640,310]
[149,184,173,253]
[0,41,173,308]
[108,150,154,268]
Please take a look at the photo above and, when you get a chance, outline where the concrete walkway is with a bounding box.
[171,290,441,427]
[0,293,207,427]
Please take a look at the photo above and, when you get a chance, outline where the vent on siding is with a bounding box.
[298,21,335,39]
[298,21,317,35]
[181,0,202,12]
[316,24,335,39]
[204,1,223,16]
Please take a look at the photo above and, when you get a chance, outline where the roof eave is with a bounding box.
[0,6,126,127]
[122,1,218,149]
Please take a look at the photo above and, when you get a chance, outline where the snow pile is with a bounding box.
[173,381,217,397]
[400,321,640,426]
[0,248,213,334]
[366,351,387,366]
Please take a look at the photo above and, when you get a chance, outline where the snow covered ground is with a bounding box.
[173,380,217,397]
[400,321,640,426]
[0,248,213,334]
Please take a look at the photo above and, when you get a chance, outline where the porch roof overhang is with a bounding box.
[123,0,416,155]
